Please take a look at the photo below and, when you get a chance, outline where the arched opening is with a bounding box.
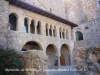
[53,26,56,37]
[60,44,70,66]
[49,25,52,36]
[22,41,42,51]
[76,31,83,41]
[62,32,64,39]
[46,23,48,36]
[59,27,62,38]
[37,21,41,34]
[30,20,35,34]
[62,29,65,39]
[9,13,17,31]
[24,18,28,33]
[46,44,57,68]
[60,54,65,65]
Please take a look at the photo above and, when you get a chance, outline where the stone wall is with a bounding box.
[7,4,73,66]
[81,0,100,22]
[64,0,86,25]
[19,50,48,75]
[75,47,100,75]
[74,17,100,49]
[0,0,9,49]
[64,0,100,25]
[8,5,73,55]
[21,0,66,19]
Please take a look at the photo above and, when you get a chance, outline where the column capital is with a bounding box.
[51,25,54,30]
[34,20,38,26]
[28,19,31,25]
[47,24,50,29]
[56,49,61,57]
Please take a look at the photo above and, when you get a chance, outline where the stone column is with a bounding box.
[51,29,53,37]
[35,26,37,34]
[34,21,37,34]
[73,28,76,41]
[47,24,50,36]
[51,26,54,37]
[57,49,61,68]
[28,20,31,33]
[56,26,59,38]
[17,17,24,32]
[54,28,56,37]
[47,28,49,36]
[64,32,66,39]
[58,56,61,67]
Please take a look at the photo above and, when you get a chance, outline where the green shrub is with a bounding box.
[0,48,24,75]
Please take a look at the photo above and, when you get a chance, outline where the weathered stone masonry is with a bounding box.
[0,0,78,70]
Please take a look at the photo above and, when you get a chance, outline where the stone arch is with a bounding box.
[37,21,41,34]
[46,44,57,68]
[60,44,70,66]
[22,41,43,51]
[9,13,18,18]
[30,19,35,34]
[76,31,83,41]
[9,13,18,31]
[24,17,29,33]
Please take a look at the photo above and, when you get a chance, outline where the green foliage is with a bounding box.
[0,48,24,75]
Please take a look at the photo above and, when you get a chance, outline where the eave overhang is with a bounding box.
[6,0,78,27]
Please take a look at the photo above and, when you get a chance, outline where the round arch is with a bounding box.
[46,44,57,51]
[76,31,83,41]
[60,44,70,50]
[9,13,18,18]
[31,19,36,25]
[46,44,57,68]
[9,13,18,31]
[24,17,29,23]
[22,41,43,51]
[38,21,42,25]
[30,19,35,34]
[37,21,41,34]
[24,17,29,33]
[60,44,70,66]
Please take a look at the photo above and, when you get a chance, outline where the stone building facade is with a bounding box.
[0,0,100,75]
[0,0,77,69]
